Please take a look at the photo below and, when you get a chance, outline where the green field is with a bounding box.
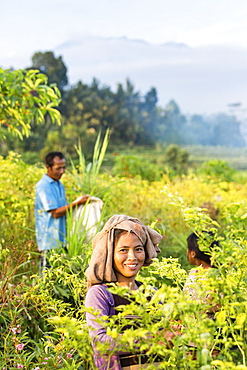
[1,152,247,369]
[103,144,247,173]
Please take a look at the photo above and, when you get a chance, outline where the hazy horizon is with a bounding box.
[1,0,247,116]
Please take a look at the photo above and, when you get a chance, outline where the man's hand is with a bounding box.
[49,195,90,218]
[73,195,90,206]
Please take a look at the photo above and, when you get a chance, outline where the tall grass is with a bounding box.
[66,202,106,258]
[70,129,110,195]
[66,130,110,257]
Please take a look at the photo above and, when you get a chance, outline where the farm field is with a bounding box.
[104,145,247,171]
[184,145,247,170]
[1,152,247,369]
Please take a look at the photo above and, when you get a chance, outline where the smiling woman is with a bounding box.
[85,214,164,369]
[113,231,146,285]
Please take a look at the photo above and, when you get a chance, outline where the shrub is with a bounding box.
[1,153,247,368]
[113,154,162,181]
[198,160,235,182]
[164,144,190,176]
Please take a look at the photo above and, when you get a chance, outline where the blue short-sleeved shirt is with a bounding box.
[35,174,67,251]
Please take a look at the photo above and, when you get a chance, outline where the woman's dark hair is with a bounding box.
[114,229,127,244]
[45,152,65,167]
[187,232,219,267]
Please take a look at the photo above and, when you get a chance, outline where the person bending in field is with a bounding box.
[85,214,175,370]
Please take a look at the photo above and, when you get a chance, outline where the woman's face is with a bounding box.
[113,231,145,282]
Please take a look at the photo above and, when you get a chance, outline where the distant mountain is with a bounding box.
[54,36,247,115]
[1,35,246,116]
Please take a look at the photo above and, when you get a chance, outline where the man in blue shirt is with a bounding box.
[35,151,89,270]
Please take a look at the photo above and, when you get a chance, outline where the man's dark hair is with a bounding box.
[45,152,65,167]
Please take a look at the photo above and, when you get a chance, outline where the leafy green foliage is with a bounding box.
[1,152,247,368]
[198,160,235,182]
[69,129,110,195]
[112,145,190,181]
[0,68,61,139]
[0,152,42,241]
[30,51,68,92]
[164,144,190,176]
[113,154,163,181]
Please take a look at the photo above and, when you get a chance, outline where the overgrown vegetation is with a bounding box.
[1,151,247,369]
[1,62,247,369]
[0,68,61,139]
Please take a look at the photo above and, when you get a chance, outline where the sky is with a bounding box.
[1,0,247,114]
[2,0,247,54]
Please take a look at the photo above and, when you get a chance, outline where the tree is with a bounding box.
[158,100,187,144]
[30,51,68,92]
[211,114,245,147]
[187,114,213,145]
[0,68,61,139]
[56,79,115,156]
[139,87,160,144]
[143,87,158,113]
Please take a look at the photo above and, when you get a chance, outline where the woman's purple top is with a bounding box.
[85,284,130,370]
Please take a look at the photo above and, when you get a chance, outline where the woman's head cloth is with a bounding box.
[86,214,162,287]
